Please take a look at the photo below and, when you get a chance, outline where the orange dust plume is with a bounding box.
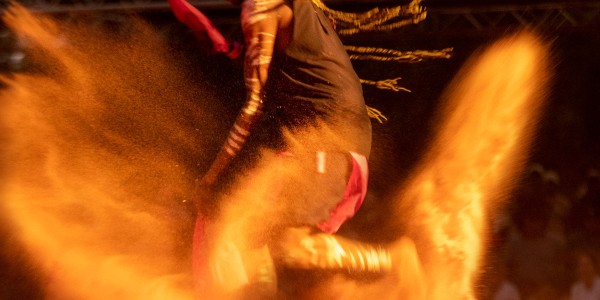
[1,4,224,299]
[390,32,551,300]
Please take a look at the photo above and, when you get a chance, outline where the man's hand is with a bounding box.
[193,172,220,213]
[200,168,220,188]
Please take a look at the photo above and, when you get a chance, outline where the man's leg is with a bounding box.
[239,245,278,299]
[272,226,392,274]
[272,227,426,299]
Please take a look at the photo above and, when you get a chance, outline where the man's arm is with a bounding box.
[200,1,280,186]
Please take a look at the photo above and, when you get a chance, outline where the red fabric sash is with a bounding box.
[168,0,242,59]
[316,152,369,233]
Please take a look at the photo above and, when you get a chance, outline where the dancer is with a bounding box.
[170,0,397,297]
